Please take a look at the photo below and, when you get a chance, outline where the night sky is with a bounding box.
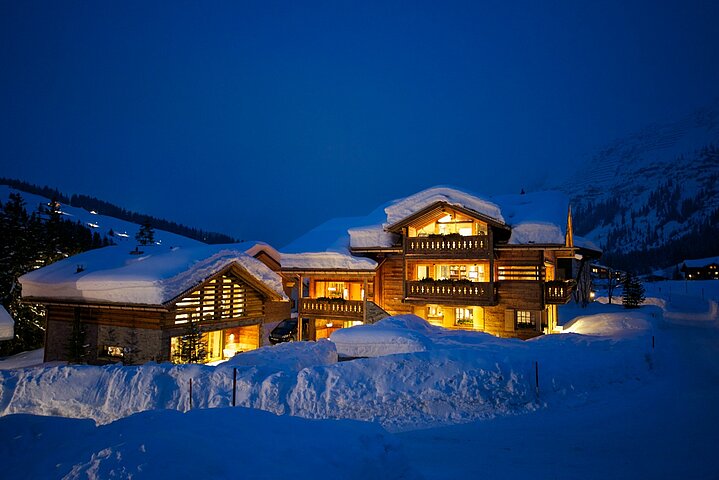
[2,1,718,247]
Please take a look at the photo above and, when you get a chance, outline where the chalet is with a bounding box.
[19,243,290,364]
[281,187,601,340]
[681,256,719,280]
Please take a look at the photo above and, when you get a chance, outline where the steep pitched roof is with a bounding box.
[20,244,288,306]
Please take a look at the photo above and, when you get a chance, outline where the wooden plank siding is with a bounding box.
[378,255,413,315]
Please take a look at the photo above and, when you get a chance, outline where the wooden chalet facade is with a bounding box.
[281,187,600,341]
[20,244,290,364]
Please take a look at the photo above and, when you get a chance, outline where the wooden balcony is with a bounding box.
[544,280,575,304]
[299,298,364,320]
[405,280,496,305]
[404,234,490,259]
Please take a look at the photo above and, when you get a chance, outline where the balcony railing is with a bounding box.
[404,234,490,258]
[544,280,575,304]
[299,298,364,319]
[405,280,496,305]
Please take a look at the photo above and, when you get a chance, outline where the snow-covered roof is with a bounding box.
[348,224,399,250]
[281,252,377,271]
[493,191,569,245]
[0,305,14,341]
[384,186,505,226]
[19,244,288,306]
[283,187,577,258]
[683,256,719,268]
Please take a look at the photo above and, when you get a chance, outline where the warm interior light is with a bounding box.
[326,321,334,328]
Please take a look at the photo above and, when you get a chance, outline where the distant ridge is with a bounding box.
[0,178,237,245]
[552,100,719,272]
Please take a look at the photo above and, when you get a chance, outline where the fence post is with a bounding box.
[534,361,540,398]
[189,378,193,410]
[232,367,237,407]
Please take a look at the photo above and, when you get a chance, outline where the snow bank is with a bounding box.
[385,186,504,226]
[0,311,658,432]
[330,315,435,357]
[19,244,288,304]
[0,349,45,370]
[1,408,419,480]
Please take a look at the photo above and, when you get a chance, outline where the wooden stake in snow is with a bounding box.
[534,361,540,398]
[189,378,193,410]
[232,368,237,407]
[652,335,655,350]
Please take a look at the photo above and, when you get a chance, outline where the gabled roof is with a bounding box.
[384,186,505,228]
[682,256,719,268]
[20,244,288,306]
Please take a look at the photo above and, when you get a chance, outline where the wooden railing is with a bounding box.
[544,280,575,304]
[404,234,490,258]
[405,280,496,305]
[299,298,364,319]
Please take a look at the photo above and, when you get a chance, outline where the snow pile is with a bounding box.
[223,339,338,371]
[0,310,658,431]
[1,408,418,480]
[19,244,288,305]
[281,252,377,271]
[0,349,45,370]
[563,310,654,337]
[330,315,436,357]
[385,186,504,226]
[0,305,14,341]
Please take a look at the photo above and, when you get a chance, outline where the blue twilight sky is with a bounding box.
[1,1,719,247]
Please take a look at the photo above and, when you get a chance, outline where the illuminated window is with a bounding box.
[498,266,541,281]
[417,265,431,280]
[515,310,536,329]
[174,274,248,324]
[455,307,473,326]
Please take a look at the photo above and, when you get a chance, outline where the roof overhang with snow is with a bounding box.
[384,201,510,234]
[20,244,289,307]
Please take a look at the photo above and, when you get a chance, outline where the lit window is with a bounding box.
[455,307,473,326]
[515,310,536,329]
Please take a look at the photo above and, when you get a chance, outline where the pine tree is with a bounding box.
[124,327,141,364]
[66,309,88,363]
[173,319,208,364]
[135,219,155,246]
[622,273,646,309]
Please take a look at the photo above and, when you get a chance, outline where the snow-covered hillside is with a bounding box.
[0,185,202,248]
[553,101,719,270]
[1,281,718,478]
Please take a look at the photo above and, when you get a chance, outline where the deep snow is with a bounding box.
[1,280,718,478]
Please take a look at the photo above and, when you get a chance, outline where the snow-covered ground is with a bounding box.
[1,280,718,478]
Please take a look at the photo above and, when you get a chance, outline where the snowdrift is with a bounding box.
[0,408,419,480]
[0,309,656,431]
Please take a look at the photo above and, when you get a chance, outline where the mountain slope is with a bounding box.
[554,101,719,272]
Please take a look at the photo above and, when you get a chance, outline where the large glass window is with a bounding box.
[417,263,488,282]
[170,324,260,363]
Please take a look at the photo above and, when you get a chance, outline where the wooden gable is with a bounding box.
[385,201,510,236]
